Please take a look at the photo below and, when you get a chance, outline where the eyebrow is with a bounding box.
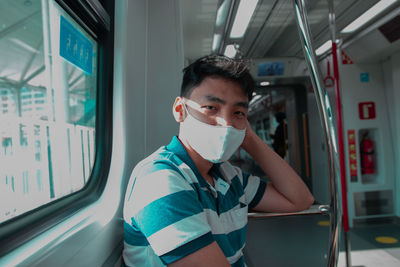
[236,101,249,108]
[204,94,248,108]
[204,95,226,104]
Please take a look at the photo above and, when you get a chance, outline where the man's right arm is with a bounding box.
[169,241,230,267]
[241,122,314,212]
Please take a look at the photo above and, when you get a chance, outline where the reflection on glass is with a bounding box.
[0,0,97,223]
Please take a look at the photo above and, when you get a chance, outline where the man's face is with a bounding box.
[184,77,249,130]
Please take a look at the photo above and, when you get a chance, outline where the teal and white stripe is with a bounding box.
[123,136,266,266]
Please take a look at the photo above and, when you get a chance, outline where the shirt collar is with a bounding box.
[165,136,225,188]
[166,136,207,186]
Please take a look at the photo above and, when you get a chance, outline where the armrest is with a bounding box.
[248,204,330,220]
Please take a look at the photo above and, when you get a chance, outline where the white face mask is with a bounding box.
[181,104,246,163]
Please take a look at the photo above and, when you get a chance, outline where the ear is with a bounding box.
[172,96,186,122]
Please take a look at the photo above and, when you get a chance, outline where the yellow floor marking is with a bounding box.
[375,236,398,244]
[317,220,330,226]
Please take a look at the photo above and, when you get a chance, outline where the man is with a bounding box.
[123,55,314,266]
[271,112,287,158]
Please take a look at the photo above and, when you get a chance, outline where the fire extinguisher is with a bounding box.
[360,132,375,174]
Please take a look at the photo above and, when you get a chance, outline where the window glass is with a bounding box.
[0,0,98,224]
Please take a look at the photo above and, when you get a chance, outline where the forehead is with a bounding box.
[189,77,248,103]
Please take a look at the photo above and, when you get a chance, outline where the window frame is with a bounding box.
[0,0,114,256]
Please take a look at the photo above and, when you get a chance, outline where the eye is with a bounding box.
[203,105,216,110]
[234,111,247,117]
[201,105,218,113]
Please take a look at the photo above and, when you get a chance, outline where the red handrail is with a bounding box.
[332,41,349,232]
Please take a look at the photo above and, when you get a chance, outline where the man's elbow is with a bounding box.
[305,194,315,209]
[294,193,315,212]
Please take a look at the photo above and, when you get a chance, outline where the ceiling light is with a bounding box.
[216,0,231,27]
[249,94,262,105]
[224,44,237,58]
[230,0,259,38]
[260,81,270,86]
[252,92,257,96]
[341,0,397,33]
[212,34,222,52]
[315,40,332,56]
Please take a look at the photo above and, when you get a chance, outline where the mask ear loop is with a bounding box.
[181,99,192,120]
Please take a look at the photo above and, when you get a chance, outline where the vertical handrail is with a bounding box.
[327,1,352,266]
[292,0,342,266]
[302,114,310,178]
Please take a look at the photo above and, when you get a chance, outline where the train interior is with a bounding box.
[1,0,400,266]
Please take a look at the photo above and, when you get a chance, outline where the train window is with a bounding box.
[0,1,98,224]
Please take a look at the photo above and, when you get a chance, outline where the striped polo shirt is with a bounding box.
[123,136,266,267]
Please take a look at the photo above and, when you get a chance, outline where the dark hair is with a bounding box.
[181,55,255,101]
[275,112,286,123]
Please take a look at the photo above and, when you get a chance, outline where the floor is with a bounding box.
[337,221,400,267]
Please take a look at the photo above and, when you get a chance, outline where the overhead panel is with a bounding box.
[378,15,400,43]
[181,0,218,62]
[248,0,293,58]
[335,0,380,33]
[265,0,323,58]
[239,0,276,58]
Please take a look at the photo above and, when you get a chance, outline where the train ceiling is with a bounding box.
[181,0,400,63]
[1,0,399,92]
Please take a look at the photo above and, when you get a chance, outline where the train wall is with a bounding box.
[340,53,397,226]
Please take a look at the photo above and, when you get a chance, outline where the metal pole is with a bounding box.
[41,0,55,199]
[292,0,342,266]
[327,0,352,266]
[41,0,55,121]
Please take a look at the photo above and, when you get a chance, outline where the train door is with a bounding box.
[244,85,312,190]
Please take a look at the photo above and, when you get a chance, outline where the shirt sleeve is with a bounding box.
[124,162,214,264]
[241,170,267,209]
